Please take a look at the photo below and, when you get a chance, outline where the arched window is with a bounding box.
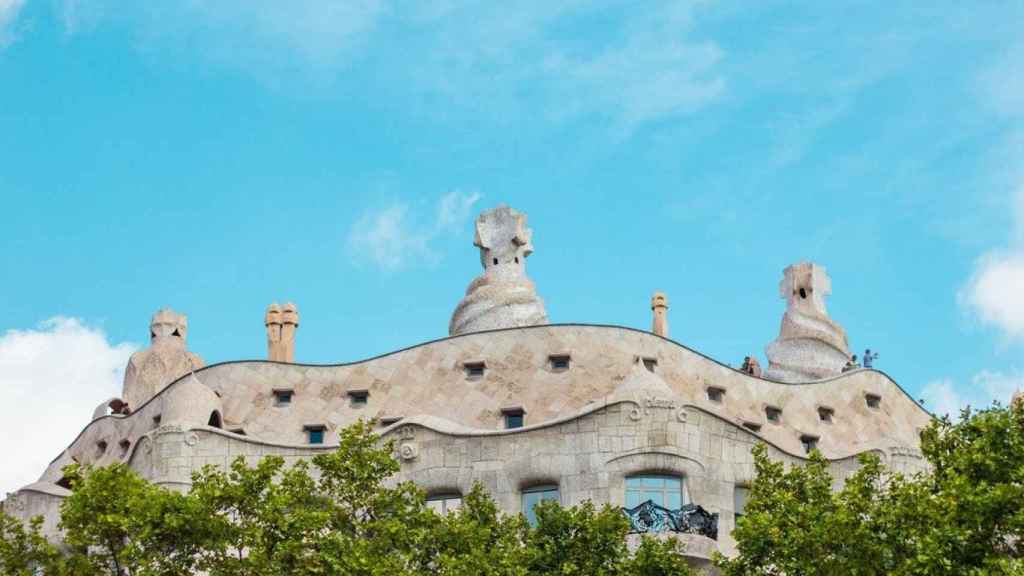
[208,411,222,429]
[625,474,686,509]
[426,493,462,515]
[521,485,559,526]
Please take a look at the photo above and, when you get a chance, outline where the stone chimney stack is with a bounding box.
[265,302,299,362]
[651,291,669,338]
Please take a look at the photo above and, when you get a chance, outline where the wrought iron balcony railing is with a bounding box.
[621,500,719,540]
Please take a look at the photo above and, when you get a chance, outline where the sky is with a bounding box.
[0,0,1022,495]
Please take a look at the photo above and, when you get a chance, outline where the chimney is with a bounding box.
[280,302,299,362]
[651,291,669,338]
[265,303,283,361]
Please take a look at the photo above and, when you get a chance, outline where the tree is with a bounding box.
[0,512,65,576]
[717,402,1024,576]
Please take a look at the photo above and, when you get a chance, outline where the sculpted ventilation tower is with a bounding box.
[764,262,851,382]
[449,205,549,335]
[122,308,205,410]
[265,302,299,362]
[651,291,669,337]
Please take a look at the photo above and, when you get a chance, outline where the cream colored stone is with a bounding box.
[122,309,204,411]
[651,291,669,337]
[764,262,851,382]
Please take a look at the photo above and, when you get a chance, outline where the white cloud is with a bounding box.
[0,317,137,496]
[347,191,480,271]
[921,370,1024,420]
[0,0,25,48]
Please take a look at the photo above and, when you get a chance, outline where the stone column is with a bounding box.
[651,291,669,338]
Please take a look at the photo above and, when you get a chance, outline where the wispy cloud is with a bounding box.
[346,191,480,271]
[921,370,1024,419]
[53,0,725,128]
[0,317,138,495]
[0,0,25,48]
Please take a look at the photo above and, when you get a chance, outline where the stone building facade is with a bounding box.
[3,205,931,568]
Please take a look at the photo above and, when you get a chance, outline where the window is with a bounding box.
[734,486,750,523]
[152,414,162,426]
[642,357,658,372]
[96,440,108,457]
[379,416,403,426]
[549,354,571,371]
[118,439,131,458]
[742,421,762,433]
[230,428,246,436]
[800,434,819,454]
[625,475,686,509]
[426,493,462,515]
[464,361,486,379]
[305,425,326,445]
[765,406,782,423]
[522,485,559,526]
[273,389,293,406]
[707,387,725,402]
[503,407,525,429]
[865,394,881,409]
[348,390,369,407]
[208,411,222,428]
[818,406,834,423]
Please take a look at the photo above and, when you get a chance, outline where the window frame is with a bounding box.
[502,407,525,429]
[273,389,294,406]
[426,493,463,515]
[521,484,560,526]
[624,474,688,510]
[304,425,327,445]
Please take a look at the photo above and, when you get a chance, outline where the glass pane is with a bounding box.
[626,477,642,489]
[734,486,749,515]
[426,499,443,513]
[642,476,664,488]
[446,497,462,512]
[643,489,662,506]
[626,492,640,508]
[664,476,681,490]
[666,491,681,509]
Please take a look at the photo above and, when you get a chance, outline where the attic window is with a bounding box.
[765,406,782,423]
[96,440,108,457]
[464,361,486,379]
[642,357,658,372]
[742,421,762,433]
[152,414,162,426]
[305,425,327,445]
[493,258,498,265]
[118,439,131,458]
[707,387,726,403]
[549,354,571,371]
[800,434,820,454]
[379,416,403,426]
[230,428,246,436]
[56,476,73,490]
[799,287,807,299]
[502,407,525,429]
[208,411,222,429]
[273,389,293,406]
[866,394,882,409]
[348,390,369,407]
[818,406,835,423]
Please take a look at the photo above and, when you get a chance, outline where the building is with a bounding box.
[3,205,931,568]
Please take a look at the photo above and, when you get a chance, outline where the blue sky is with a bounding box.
[1,0,1023,493]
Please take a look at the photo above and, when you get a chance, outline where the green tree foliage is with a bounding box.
[1,419,695,575]
[717,402,1024,576]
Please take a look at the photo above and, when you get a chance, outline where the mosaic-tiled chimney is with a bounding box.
[266,302,299,362]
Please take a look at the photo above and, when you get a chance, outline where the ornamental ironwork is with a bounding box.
[621,500,719,540]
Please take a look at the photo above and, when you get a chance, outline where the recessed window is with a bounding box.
[208,411,222,429]
[765,406,782,423]
[642,357,658,372]
[549,354,571,371]
[800,434,820,454]
[818,406,835,423]
[707,387,726,402]
[230,428,246,436]
[799,287,808,299]
[152,414,162,426]
[379,416,403,426]
[305,425,326,445]
[492,258,498,265]
[464,361,486,379]
[502,407,525,429]
[522,485,559,526]
[273,389,293,406]
[742,421,762,433]
[865,394,881,409]
[348,390,369,407]
[118,439,131,458]
[625,475,687,510]
[426,493,463,515]
[734,485,750,523]
[96,440,108,457]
